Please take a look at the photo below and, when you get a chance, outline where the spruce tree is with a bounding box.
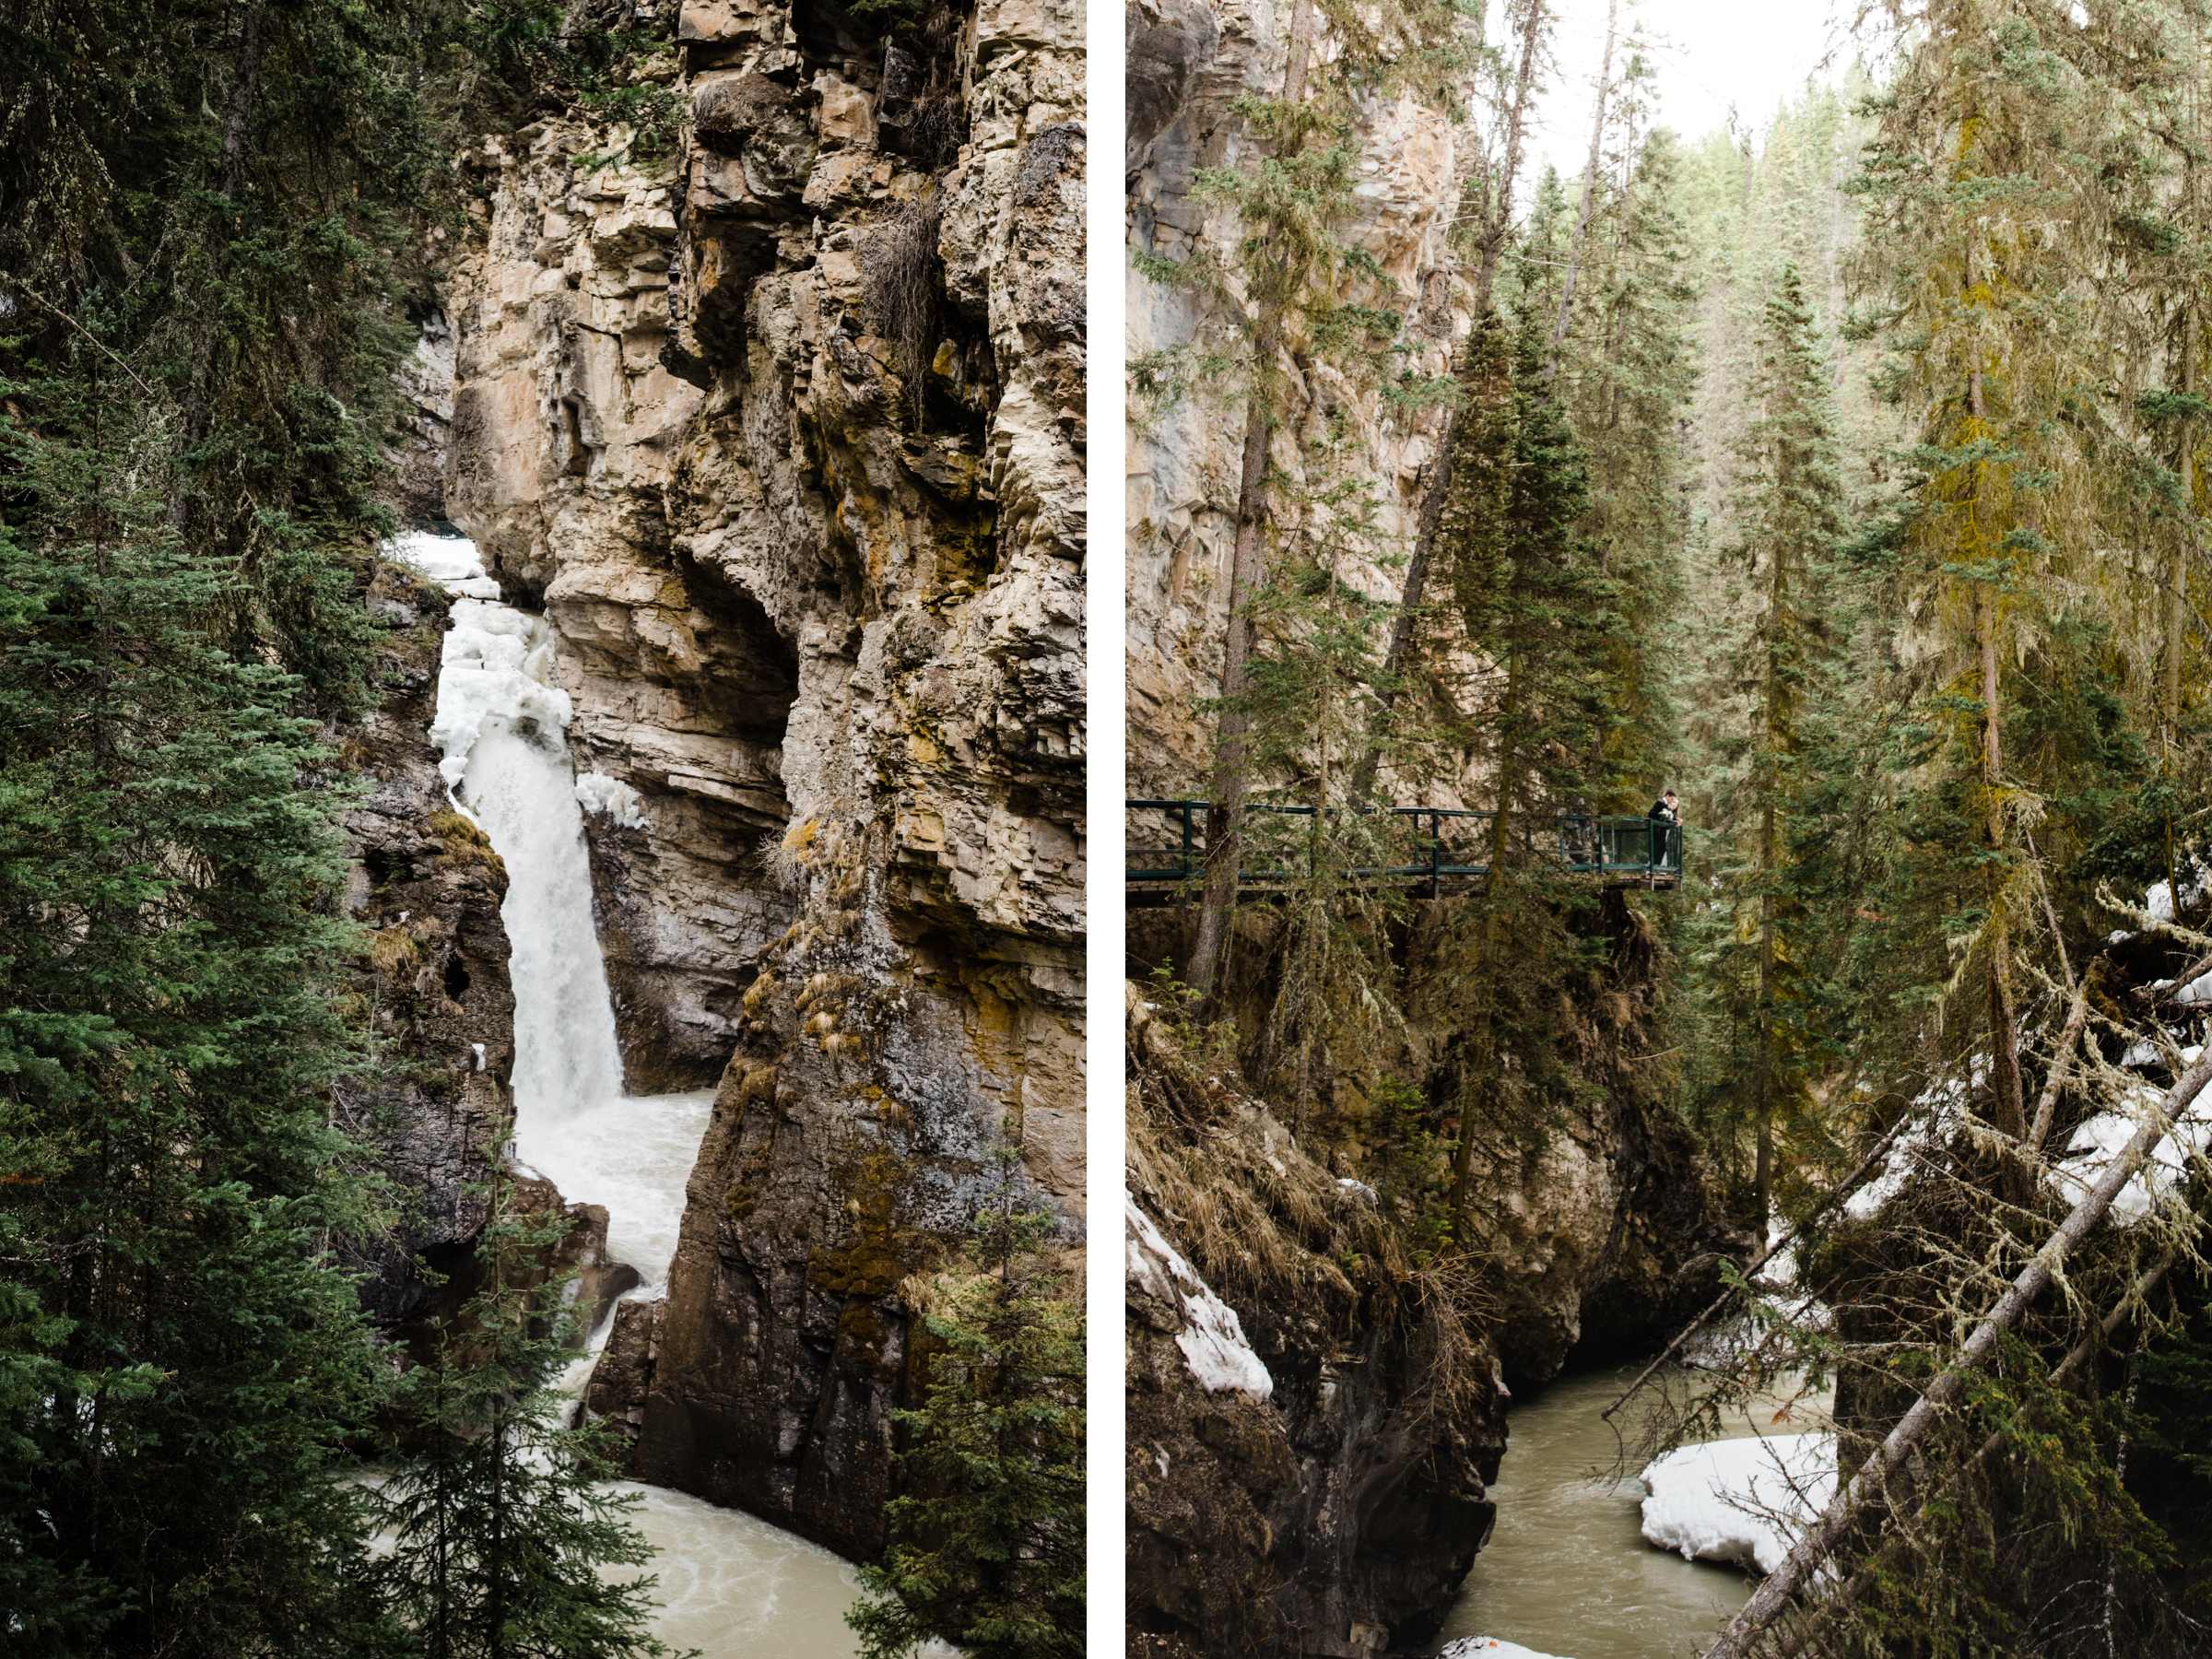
[1429,312,1626,1222]
[1138,0,1479,1005]
[1706,265,1850,1230]
[1848,0,2159,1192]
[373,1167,679,1659]
[0,359,390,1655]
[847,1174,1085,1659]
[1239,429,1420,1130]
[1557,119,1699,806]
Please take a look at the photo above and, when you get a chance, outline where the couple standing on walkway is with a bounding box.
[1649,789,1683,871]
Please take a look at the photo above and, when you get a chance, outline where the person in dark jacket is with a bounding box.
[1648,789,1681,871]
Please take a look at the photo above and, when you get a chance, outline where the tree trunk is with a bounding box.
[2162,283,2195,910]
[1547,0,1621,375]
[1752,424,1791,1234]
[1185,0,1318,1006]
[1349,0,1547,802]
[1966,346,2030,1191]
[1977,582,2030,1174]
[1702,1044,2212,1659]
[1754,788,1778,1229]
[1450,653,1528,1221]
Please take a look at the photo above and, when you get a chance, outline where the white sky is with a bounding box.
[1525,0,1869,178]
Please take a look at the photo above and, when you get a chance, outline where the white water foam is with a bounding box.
[390,533,864,1656]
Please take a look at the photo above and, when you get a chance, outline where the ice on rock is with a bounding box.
[575,770,647,829]
[429,600,574,790]
[1640,1433,1835,1575]
[1125,1194,1274,1401]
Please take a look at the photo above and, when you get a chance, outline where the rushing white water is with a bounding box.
[391,534,865,1656]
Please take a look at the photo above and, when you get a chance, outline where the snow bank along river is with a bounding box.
[1436,1363,1832,1659]
[391,532,866,1656]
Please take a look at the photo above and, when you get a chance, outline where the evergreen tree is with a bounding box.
[374,1169,679,1659]
[1137,0,1480,1006]
[1240,429,1420,1129]
[1556,119,1700,806]
[1703,265,1851,1229]
[1428,312,1626,1222]
[0,361,389,1654]
[1848,0,2165,1191]
[847,1175,1085,1659]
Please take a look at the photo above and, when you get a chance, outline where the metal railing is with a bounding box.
[1125,799,1685,889]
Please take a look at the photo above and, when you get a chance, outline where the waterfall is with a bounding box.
[387,533,868,1653]
[399,545,626,1135]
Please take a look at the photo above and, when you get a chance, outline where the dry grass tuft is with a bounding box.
[1126,987,1499,1425]
[862,195,944,432]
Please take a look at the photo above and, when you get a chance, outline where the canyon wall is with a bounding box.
[1125,0,1467,796]
[339,562,518,1325]
[1127,993,1509,1659]
[433,0,1086,1559]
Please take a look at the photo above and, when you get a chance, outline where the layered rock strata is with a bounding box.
[441,0,1086,1557]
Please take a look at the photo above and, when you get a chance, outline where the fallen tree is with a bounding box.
[1701,1043,2212,1659]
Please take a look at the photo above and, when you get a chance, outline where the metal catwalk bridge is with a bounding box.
[1126,799,1685,900]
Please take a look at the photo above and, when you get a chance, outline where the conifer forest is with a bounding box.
[1125,1,2212,1655]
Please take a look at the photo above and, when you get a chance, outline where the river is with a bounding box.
[394,531,866,1656]
[1435,1362,1826,1659]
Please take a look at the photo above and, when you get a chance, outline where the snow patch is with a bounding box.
[574,771,645,829]
[1125,1195,1274,1401]
[386,529,504,600]
[1640,1433,1835,1575]
[2048,1054,2212,1223]
[1845,1076,1974,1220]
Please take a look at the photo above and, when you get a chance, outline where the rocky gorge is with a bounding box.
[1121,2,1740,1653]
[1124,900,1739,1658]
[359,0,1086,1579]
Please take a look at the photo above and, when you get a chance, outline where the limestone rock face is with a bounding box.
[1124,0,1470,796]
[337,560,518,1325]
[442,0,1085,1559]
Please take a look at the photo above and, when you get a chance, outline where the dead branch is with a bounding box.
[1703,1045,2212,1659]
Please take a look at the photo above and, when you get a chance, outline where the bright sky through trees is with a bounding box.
[1529,0,1855,180]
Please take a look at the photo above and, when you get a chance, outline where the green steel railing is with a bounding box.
[1125,800,1685,889]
